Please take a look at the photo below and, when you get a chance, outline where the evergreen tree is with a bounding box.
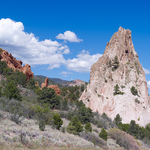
[37,87,60,109]
[27,77,36,91]
[53,113,63,130]
[130,86,138,96]
[81,84,84,92]
[85,122,92,132]
[99,128,108,141]
[114,84,120,95]
[128,120,140,138]
[3,81,22,101]
[113,55,119,69]
[0,60,7,74]
[67,116,83,135]
[114,114,122,126]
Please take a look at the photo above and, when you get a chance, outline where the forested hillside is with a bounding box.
[0,59,150,150]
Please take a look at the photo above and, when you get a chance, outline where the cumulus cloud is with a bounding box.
[0,18,69,69]
[59,71,73,74]
[143,68,150,74]
[56,31,83,42]
[65,50,102,72]
[148,81,150,88]
[0,18,102,73]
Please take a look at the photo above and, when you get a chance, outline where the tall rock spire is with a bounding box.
[80,27,150,126]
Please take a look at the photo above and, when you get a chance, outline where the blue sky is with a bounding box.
[0,0,150,92]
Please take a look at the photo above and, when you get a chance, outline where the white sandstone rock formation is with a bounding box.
[80,27,150,126]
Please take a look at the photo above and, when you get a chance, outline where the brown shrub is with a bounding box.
[108,128,140,150]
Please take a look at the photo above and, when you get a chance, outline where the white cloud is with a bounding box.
[143,68,150,74]
[65,50,102,72]
[0,18,69,69]
[0,18,102,73]
[56,31,83,42]
[148,81,150,88]
[59,71,73,74]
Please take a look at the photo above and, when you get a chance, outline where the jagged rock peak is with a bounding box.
[100,26,138,63]
[80,27,150,127]
[0,48,33,80]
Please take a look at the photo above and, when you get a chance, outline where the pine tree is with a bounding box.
[114,114,122,126]
[99,128,108,141]
[85,122,92,132]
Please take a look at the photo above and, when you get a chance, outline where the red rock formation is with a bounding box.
[41,77,49,89]
[0,49,33,80]
[22,64,33,80]
[48,85,61,95]
[41,77,61,95]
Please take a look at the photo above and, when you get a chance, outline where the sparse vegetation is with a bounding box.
[135,62,141,75]
[131,86,138,96]
[107,56,119,71]
[113,84,124,95]
[112,55,119,70]
[108,128,140,150]
[79,132,107,147]
[0,53,149,150]
[135,98,140,104]
[121,85,125,88]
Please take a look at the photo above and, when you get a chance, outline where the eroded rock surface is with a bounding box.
[41,77,49,89]
[80,27,150,126]
[0,49,33,80]
[48,85,61,95]
[41,77,61,95]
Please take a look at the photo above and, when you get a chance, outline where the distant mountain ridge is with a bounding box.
[34,75,87,88]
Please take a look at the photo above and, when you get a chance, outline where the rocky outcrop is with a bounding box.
[48,85,61,95]
[41,77,49,89]
[0,49,33,80]
[41,77,61,95]
[80,27,150,126]
[22,64,33,80]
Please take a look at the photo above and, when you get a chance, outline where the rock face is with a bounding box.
[41,77,49,89]
[41,77,61,95]
[69,79,86,87]
[0,49,33,80]
[48,85,61,95]
[80,27,150,126]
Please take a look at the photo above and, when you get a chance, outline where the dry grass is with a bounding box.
[0,111,94,149]
[0,142,104,150]
[0,110,149,150]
